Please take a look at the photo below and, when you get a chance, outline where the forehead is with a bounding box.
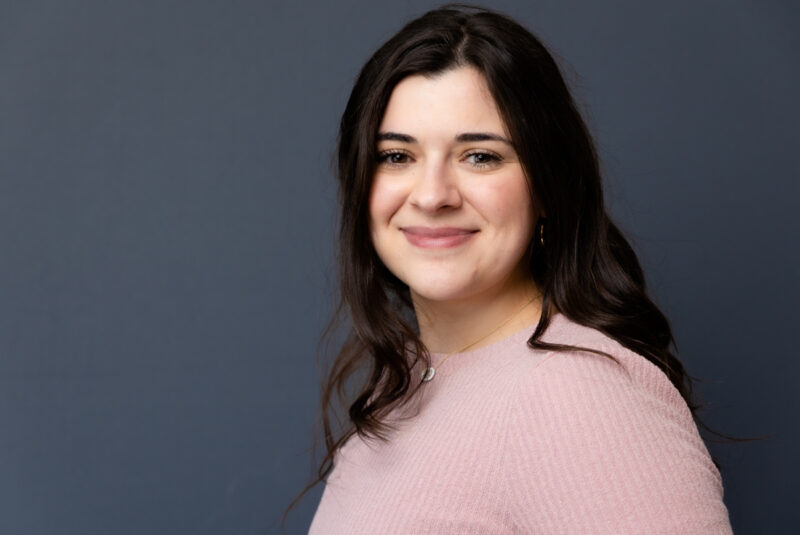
[378,66,509,138]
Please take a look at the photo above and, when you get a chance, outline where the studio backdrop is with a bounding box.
[0,1,797,534]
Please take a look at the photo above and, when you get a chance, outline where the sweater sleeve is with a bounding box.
[503,347,733,534]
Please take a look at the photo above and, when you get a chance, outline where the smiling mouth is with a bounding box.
[400,226,479,248]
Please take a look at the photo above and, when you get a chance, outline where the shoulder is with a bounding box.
[501,313,730,532]
[509,313,693,441]
[503,313,703,464]
[527,313,689,418]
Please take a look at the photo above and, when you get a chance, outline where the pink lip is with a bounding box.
[401,226,478,248]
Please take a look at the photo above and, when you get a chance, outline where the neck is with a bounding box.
[412,277,543,354]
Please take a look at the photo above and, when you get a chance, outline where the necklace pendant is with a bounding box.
[421,367,436,382]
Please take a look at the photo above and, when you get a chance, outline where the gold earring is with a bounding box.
[539,221,545,247]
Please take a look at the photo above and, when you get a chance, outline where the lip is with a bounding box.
[400,226,478,249]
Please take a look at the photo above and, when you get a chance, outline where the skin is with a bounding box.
[368,66,544,354]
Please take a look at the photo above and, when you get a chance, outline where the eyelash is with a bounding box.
[376,149,503,169]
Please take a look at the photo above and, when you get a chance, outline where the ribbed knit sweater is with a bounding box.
[308,313,732,534]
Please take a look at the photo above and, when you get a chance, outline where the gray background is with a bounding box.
[1,0,797,533]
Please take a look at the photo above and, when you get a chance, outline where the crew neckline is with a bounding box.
[427,312,561,361]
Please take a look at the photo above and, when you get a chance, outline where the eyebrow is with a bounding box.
[376,131,514,147]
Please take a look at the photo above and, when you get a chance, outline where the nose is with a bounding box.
[408,159,462,213]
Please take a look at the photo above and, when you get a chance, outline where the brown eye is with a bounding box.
[377,150,413,167]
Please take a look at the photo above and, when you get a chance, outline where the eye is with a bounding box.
[376,149,413,167]
[465,151,503,169]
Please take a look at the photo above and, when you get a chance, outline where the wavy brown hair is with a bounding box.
[282,3,752,527]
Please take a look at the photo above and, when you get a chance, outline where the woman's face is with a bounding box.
[368,66,537,307]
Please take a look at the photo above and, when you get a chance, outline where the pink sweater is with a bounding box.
[308,313,732,534]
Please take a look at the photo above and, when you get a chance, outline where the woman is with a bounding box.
[294,4,733,533]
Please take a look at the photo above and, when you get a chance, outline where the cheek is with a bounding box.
[368,175,408,226]
[475,178,535,231]
[368,177,399,256]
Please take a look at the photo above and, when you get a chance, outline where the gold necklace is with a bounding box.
[420,294,539,383]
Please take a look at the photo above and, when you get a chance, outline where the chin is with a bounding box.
[405,276,476,304]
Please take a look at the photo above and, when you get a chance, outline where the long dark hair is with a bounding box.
[282,3,749,526]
